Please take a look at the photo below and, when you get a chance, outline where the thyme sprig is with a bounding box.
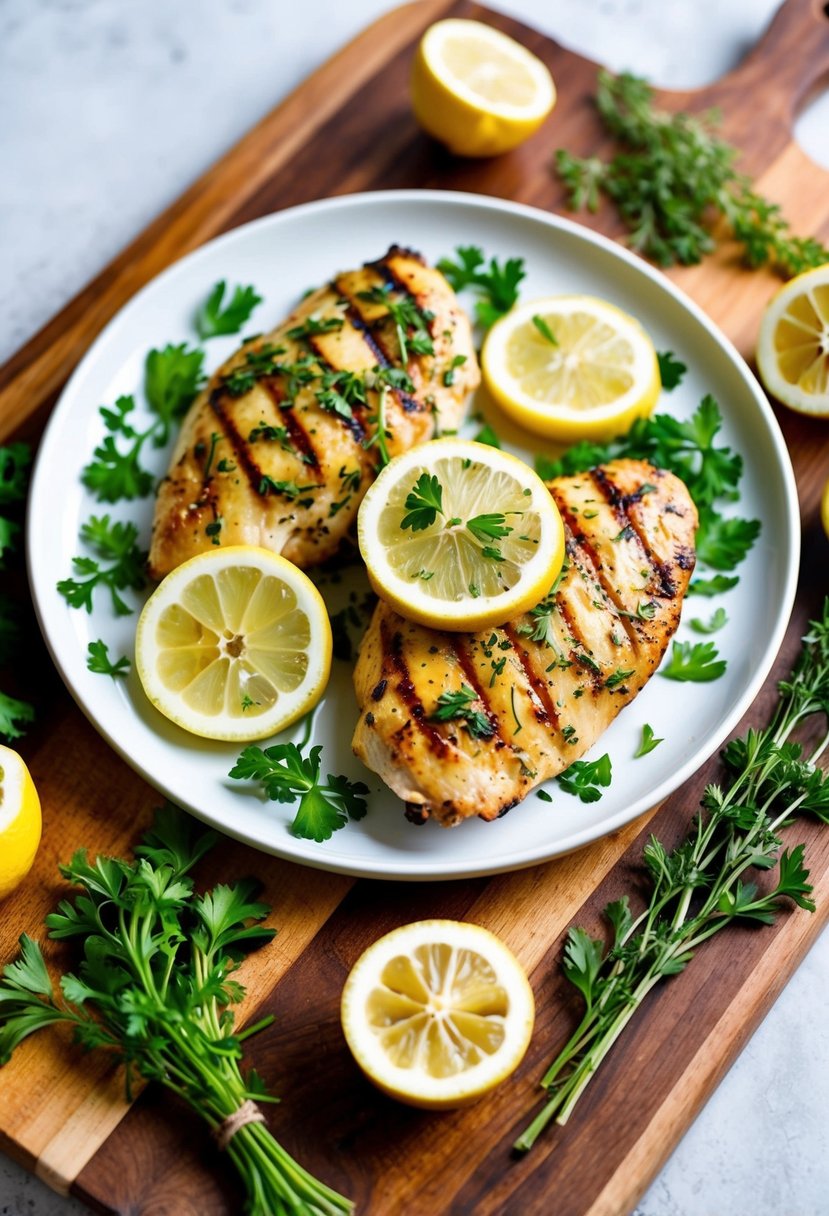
[516,600,829,1151]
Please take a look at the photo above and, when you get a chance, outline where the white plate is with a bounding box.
[27,190,799,880]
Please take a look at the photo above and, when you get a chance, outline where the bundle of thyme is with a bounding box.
[0,806,352,1216]
[516,599,829,1150]
[556,70,829,273]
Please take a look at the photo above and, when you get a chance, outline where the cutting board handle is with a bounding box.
[714,0,829,122]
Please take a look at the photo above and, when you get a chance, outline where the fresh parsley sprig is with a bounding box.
[657,351,686,391]
[57,516,147,615]
[556,70,828,275]
[229,727,369,843]
[82,345,205,503]
[437,246,527,329]
[516,601,829,1150]
[195,280,262,340]
[557,753,612,802]
[86,639,130,678]
[0,804,353,1215]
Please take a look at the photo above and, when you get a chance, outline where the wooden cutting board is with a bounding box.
[1,2,829,1212]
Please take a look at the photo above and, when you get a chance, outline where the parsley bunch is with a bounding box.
[556,70,828,274]
[0,443,35,740]
[516,601,829,1150]
[0,805,352,1215]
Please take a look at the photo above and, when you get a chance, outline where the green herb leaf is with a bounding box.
[557,753,612,802]
[531,314,558,346]
[657,351,687,390]
[695,508,761,571]
[473,423,502,448]
[401,473,444,532]
[195,281,262,340]
[86,640,131,679]
[690,607,728,635]
[437,246,526,330]
[430,684,494,740]
[687,574,739,597]
[661,639,727,682]
[57,516,147,615]
[634,723,664,757]
[144,344,205,438]
[466,513,512,543]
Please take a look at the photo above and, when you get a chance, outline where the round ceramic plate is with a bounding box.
[28,190,799,880]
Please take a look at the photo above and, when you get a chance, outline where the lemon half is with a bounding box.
[136,546,332,741]
[357,438,565,632]
[482,295,661,442]
[757,263,829,416]
[341,919,535,1109]
[411,19,556,157]
[0,745,42,900]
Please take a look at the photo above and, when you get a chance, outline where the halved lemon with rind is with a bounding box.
[482,295,661,442]
[757,264,829,416]
[411,19,556,157]
[341,919,535,1109]
[0,745,42,900]
[357,438,565,631]
[136,547,332,741]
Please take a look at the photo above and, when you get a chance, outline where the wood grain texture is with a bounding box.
[1,0,828,1212]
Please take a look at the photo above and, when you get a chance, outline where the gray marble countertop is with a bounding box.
[2,2,829,1213]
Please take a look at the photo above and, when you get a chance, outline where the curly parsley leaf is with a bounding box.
[228,742,369,843]
[634,723,664,758]
[557,753,612,802]
[661,639,727,682]
[657,350,687,390]
[401,473,444,532]
[0,692,35,742]
[437,245,526,330]
[690,607,728,635]
[57,516,147,615]
[86,640,131,678]
[195,281,262,340]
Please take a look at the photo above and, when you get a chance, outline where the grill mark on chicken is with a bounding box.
[382,621,449,757]
[564,536,642,650]
[303,336,368,443]
[502,625,561,727]
[452,638,504,744]
[208,389,265,496]
[335,287,426,416]
[590,467,676,597]
[259,379,323,467]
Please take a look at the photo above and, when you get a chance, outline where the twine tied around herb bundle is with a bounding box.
[213,1100,266,1151]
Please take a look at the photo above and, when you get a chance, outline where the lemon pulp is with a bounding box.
[757,265,829,415]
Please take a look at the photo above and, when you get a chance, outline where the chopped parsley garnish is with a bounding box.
[606,667,635,689]
[431,684,494,740]
[536,788,554,803]
[688,574,739,598]
[661,639,727,682]
[401,473,444,531]
[57,516,147,616]
[285,315,344,342]
[443,354,468,387]
[229,735,368,842]
[557,753,612,802]
[657,350,687,390]
[195,280,262,340]
[86,640,130,679]
[0,443,30,568]
[634,723,663,757]
[258,476,320,503]
[437,246,527,329]
[466,513,512,543]
[356,283,434,363]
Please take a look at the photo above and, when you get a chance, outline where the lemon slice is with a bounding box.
[341,919,535,1109]
[482,295,661,442]
[757,263,829,416]
[357,438,564,631]
[411,19,556,157]
[0,745,42,900]
[136,546,332,742]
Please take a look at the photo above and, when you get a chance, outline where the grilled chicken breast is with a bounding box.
[148,247,479,581]
[352,459,696,827]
